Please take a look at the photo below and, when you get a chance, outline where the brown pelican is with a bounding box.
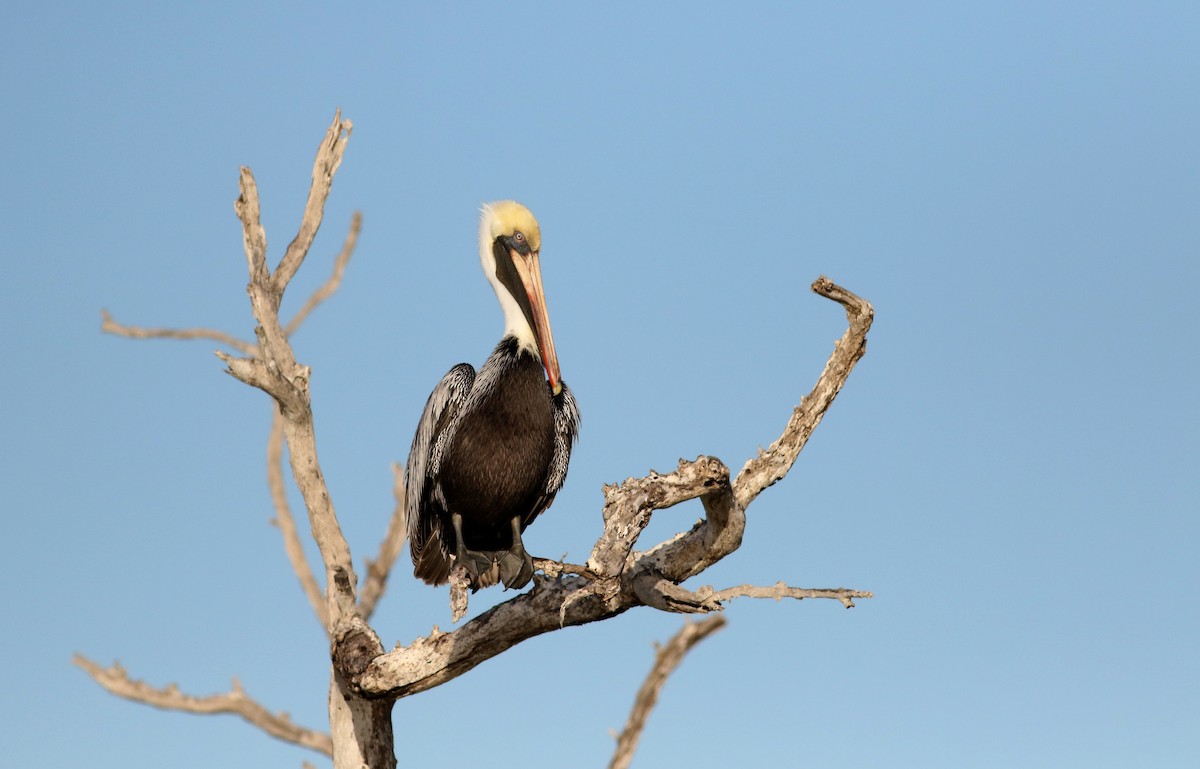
[405,201,580,591]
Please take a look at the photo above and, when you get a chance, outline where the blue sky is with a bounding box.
[3,3,1197,767]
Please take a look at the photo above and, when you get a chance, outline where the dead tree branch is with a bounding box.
[218,111,358,628]
[99,208,359,356]
[710,582,871,609]
[735,276,873,509]
[285,211,361,336]
[609,615,727,769]
[634,577,872,613]
[215,110,394,769]
[93,111,393,769]
[100,309,258,356]
[102,197,360,636]
[268,404,328,631]
[73,655,333,757]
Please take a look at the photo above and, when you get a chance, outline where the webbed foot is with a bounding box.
[452,513,500,590]
[497,516,535,590]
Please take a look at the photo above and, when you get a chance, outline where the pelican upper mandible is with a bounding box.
[405,201,580,591]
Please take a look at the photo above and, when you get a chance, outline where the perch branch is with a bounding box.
[355,278,873,699]
[268,405,328,630]
[358,574,627,698]
[73,655,332,757]
[609,615,727,769]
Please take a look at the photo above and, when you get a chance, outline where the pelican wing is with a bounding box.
[405,363,476,584]
[522,381,581,529]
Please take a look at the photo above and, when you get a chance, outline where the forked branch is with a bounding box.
[220,111,358,629]
[91,112,394,769]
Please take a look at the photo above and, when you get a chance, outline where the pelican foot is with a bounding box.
[455,546,500,590]
[497,516,535,590]
[451,513,500,590]
[497,548,534,590]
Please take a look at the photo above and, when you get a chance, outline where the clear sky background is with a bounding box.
[3,3,1197,768]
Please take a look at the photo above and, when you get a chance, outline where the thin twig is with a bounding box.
[358,463,408,621]
[710,582,872,609]
[532,557,600,581]
[285,211,361,336]
[275,112,353,292]
[609,616,727,769]
[73,655,332,757]
[632,576,874,613]
[100,309,258,356]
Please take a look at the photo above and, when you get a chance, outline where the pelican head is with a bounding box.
[479,201,562,395]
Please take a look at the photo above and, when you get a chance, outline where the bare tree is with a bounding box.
[78,112,874,768]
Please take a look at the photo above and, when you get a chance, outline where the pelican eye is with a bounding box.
[506,230,533,256]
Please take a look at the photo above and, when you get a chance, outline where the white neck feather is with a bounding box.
[479,217,539,356]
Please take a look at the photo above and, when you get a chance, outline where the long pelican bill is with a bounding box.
[508,246,562,395]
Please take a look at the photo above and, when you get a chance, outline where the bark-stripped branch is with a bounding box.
[710,582,871,608]
[73,655,332,757]
[609,615,727,769]
[103,185,360,637]
[217,111,394,769]
[633,576,872,613]
[221,111,357,628]
[101,207,359,355]
[268,404,328,631]
[93,111,393,769]
[274,118,352,292]
[734,277,873,509]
